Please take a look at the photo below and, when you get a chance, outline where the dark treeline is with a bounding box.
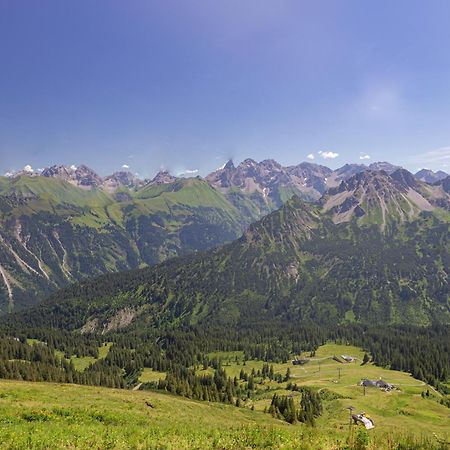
[0,336,124,388]
[0,322,448,401]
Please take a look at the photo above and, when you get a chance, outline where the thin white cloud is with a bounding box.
[410,147,450,165]
[4,171,14,177]
[178,169,199,176]
[70,165,77,171]
[23,164,33,172]
[318,151,339,159]
[359,153,370,160]
[306,153,315,160]
[122,164,130,169]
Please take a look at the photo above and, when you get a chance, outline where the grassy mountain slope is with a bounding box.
[16,193,448,331]
[0,176,262,312]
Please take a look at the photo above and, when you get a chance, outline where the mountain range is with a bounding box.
[12,170,449,332]
[6,160,448,201]
[0,159,448,314]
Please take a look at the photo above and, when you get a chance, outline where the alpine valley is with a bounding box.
[0,160,448,316]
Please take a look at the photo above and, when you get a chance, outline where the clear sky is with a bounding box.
[1,0,450,177]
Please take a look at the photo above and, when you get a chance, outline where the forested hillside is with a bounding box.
[0,176,267,312]
[10,192,448,333]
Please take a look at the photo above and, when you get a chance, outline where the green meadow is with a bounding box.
[200,344,450,437]
[1,343,448,449]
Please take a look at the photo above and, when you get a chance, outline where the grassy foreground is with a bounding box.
[0,379,447,450]
[0,343,448,449]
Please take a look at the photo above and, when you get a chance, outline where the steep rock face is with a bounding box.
[205,160,237,188]
[320,169,447,226]
[285,162,333,195]
[74,165,104,188]
[41,164,103,189]
[40,165,73,180]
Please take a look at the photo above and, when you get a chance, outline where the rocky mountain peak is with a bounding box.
[238,158,258,168]
[40,164,103,189]
[260,159,282,170]
[321,169,441,226]
[334,163,367,178]
[41,165,73,179]
[72,165,103,188]
[148,170,177,186]
[415,168,449,184]
[102,171,143,192]
[368,161,401,174]
[223,159,235,170]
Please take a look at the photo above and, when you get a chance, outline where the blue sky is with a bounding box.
[1,0,450,177]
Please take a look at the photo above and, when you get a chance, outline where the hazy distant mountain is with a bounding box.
[415,168,449,184]
[368,161,401,173]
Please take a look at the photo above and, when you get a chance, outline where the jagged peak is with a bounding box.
[238,158,258,168]
[260,159,282,169]
[223,159,235,170]
[41,165,73,177]
[330,169,389,193]
[368,161,401,173]
[148,170,177,185]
